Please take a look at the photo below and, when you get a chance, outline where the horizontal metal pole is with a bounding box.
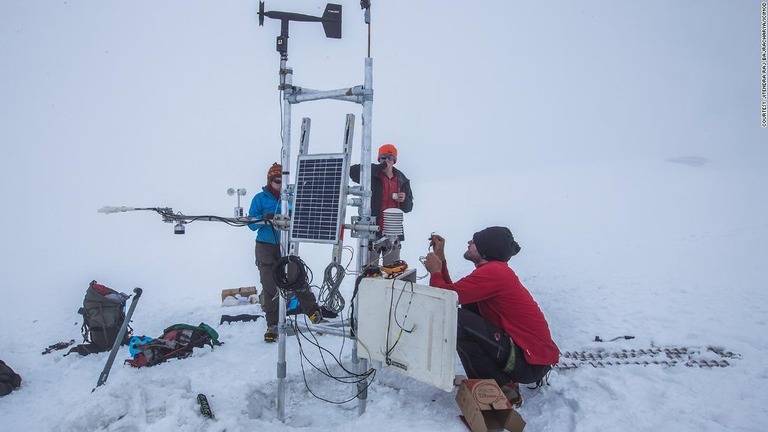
[291,319,355,339]
[286,86,367,104]
[343,223,379,232]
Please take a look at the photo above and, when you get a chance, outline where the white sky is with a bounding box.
[0,0,765,322]
[1,2,767,430]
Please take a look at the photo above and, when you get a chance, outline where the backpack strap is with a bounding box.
[196,323,222,346]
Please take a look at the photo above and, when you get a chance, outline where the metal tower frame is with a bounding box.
[260,2,377,421]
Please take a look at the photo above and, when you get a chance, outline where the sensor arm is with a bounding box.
[98,205,291,230]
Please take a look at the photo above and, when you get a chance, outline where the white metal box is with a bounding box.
[357,277,458,391]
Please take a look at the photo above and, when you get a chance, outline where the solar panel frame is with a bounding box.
[290,154,347,244]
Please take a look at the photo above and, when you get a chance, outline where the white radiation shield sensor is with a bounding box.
[356,278,458,392]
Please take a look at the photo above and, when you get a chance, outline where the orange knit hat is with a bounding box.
[267,162,282,183]
[378,144,398,161]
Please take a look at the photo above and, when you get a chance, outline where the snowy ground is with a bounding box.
[2,161,767,431]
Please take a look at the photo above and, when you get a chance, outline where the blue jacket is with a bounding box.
[248,187,281,244]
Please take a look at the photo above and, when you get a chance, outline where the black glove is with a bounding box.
[263,213,274,221]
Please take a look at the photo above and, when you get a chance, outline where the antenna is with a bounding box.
[258,2,342,55]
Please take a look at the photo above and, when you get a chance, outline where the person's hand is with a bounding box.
[380,158,395,175]
[263,213,274,221]
[395,192,405,202]
[430,234,446,261]
[423,252,443,274]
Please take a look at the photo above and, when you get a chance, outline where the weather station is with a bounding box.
[98,1,458,422]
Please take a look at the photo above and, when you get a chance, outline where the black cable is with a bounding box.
[295,319,372,382]
[392,280,415,334]
[273,255,312,299]
[276,255,377,404]
[185,215,254,227]
[348,274,367,337]
[279,78,284,144]
[153,207,272,227]
[384,279,415,359]
[288,273,378,404]
[292,314,376,405]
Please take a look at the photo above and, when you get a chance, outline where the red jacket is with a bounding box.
[430,260,560,365]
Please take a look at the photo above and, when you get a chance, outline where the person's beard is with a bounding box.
[463,250,479,264]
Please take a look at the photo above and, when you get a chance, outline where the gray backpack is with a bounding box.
[77,280,132,351]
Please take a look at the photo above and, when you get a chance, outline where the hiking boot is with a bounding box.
[308,310,327,324]
[264,325,278,343]
[501,383,524,408]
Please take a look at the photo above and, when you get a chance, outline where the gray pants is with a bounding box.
[255,241,319,327]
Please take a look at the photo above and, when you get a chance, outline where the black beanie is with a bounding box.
[472,226,521,262]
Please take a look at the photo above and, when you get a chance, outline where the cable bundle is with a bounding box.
[318,262,346,314]
[272,255,312,298]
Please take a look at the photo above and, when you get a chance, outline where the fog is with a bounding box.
[1,0,764,317]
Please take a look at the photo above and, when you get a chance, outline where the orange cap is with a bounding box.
[378,143,398,161]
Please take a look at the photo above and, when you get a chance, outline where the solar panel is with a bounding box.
[290,154,346,244]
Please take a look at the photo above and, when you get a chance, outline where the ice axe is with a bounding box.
[93,287,143,391]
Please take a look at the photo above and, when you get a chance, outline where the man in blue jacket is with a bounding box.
[248,163,323,342]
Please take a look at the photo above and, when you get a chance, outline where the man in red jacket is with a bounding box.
[423,226,559,406]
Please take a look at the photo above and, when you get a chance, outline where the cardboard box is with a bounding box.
[455,379,526,432]
[220,286,257,302]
